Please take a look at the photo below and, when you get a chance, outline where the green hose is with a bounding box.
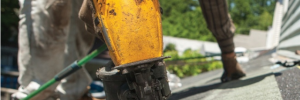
[22,79,56,100]
[22,45,107,100]
[77,45,107,66]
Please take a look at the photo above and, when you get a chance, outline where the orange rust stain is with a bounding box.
[134,0,144,5]
[92,0,163,66]
[109,9,116,16]
[99,0,106,15]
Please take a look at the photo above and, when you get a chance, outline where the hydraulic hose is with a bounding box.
[22,45,107,100]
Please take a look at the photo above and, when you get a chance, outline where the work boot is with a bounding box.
[221,53,246,83]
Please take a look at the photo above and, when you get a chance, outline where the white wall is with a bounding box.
[277,0,300,60]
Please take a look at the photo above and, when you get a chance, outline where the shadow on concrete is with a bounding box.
[204,77,220,84]
[168,73,275,100]
[273,72,282,77]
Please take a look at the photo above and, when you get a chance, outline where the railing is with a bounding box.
[1,87,18,100]
[1,71,19,100]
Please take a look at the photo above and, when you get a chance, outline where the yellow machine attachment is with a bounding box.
[92,0,163,66]
[92,0,171,99]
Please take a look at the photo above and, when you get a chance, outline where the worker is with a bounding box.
[199,0,246,82]
[12,0,95,99]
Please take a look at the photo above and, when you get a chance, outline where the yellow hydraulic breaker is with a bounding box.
[91,0,171,100]
[92,0,163,66]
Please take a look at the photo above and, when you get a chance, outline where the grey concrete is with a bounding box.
[169,52,286,100]
[169,68,283,100]
[275,67,300,100]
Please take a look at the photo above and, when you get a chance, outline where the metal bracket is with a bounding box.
[113,56,170,70]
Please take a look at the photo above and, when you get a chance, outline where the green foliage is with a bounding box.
[228,0,276,34]
[2,0,276,44]
[159,0,276,40]
[164,50,180,60]
[181,49,203,59]
[160,0,216,42]
[164,46,223,78]
[163,43,177,52]
[1,0,19,46]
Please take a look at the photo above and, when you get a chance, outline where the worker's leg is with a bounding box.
[56,0,95,99]
[15,0,71,99]
[198,0,245,82]
[15,0,94,99]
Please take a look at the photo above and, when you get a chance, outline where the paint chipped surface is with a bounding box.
[92,0,163,65]
[135,0,144,5]
[109,9,116,16]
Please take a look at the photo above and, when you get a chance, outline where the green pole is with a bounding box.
[77,45,107,66]
[22,45,107,100]
[22,79,56,100]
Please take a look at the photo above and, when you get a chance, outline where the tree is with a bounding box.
[1,0,19,47]
[160,0,276,40]
[2,0,276,44]
[228,0,276,34]
[160,0,216,42]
